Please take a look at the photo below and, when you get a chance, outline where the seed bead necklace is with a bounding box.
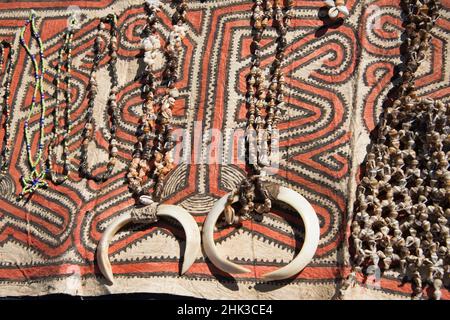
[79,14,120,182]
[0,41,14,179]
[19,11,48,198]
[128,0,187,204]
[47,17,78,184]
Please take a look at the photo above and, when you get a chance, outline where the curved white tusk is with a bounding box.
[324,0,336,8]
[97,204,201,284]
[97,212,133,284]
[337,5,350,16]
[202,186,320,281]
[202,193,251,274]
[261,187,320,281]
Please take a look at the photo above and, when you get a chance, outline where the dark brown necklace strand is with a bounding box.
[80,14,120,182]
[0,41,14,179]
[346,0,447,300]
[47,18,77,184]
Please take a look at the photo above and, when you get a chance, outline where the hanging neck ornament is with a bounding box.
[47,15,79,184]
[97,0,200,285]
[79,14,120,182]
[346,0,448,300]
[0,41,14,183]
[202,0,320,282]
[19,11,49,198]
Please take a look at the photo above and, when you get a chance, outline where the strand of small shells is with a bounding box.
[223,0,292,225]
[324,0,349,20]
[47,18,77,184]
[79,14,120,182]
[0,41,14,179]
[128,0,187,203]
[349,0,449,300]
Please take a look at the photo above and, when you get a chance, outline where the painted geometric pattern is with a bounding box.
[0,0,447,299]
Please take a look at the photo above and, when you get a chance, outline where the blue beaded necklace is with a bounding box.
[19,11,48,198]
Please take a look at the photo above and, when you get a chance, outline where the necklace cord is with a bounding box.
[19,12,48,197]
[79,14,119,182]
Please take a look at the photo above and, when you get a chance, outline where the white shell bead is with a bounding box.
[328,7,339,18]
[142,38,155,51]
[139,195,154,205]
[144,56,155,65]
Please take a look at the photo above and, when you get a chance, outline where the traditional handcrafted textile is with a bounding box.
[0,0,448,299]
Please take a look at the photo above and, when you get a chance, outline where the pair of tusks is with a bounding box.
[97,204,201,284]
[202,186,320,281]
[97,186,320,283]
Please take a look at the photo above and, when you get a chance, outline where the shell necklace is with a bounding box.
[97,0,200,285]
[202,0,321,282]
[19,11,48,198]
[347,0,446,300]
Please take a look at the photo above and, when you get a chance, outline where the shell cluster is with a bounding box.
[222,0,293,225]
[142,35,161,68]
[132,196,159,223]
[128,0,187,199]
[350,0,449,300]
[324,0,349,20]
